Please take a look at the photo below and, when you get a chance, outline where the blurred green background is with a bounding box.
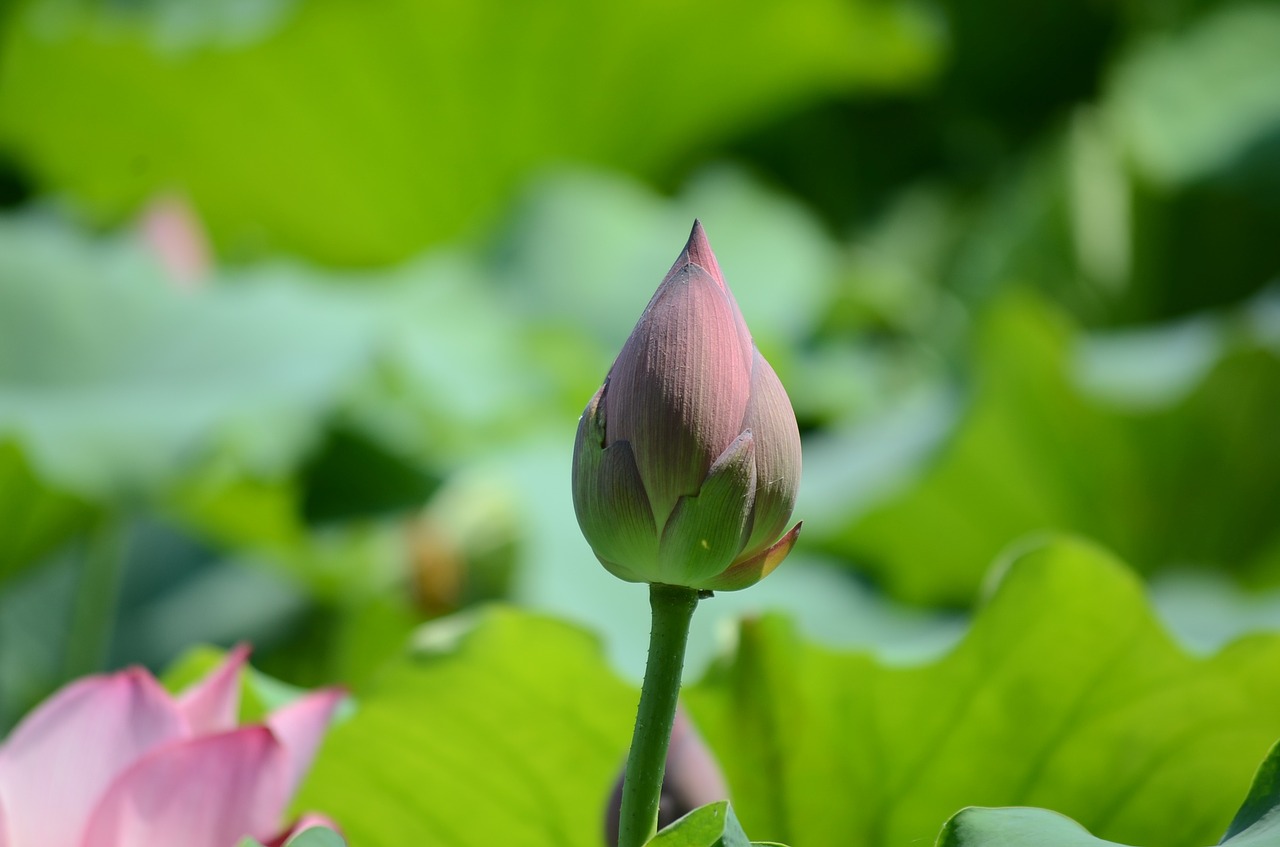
[2,0,1280,733]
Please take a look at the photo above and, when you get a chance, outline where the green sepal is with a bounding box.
[658,430,756,586]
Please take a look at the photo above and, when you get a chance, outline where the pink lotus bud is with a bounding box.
[573,220,801,591]
[0,646,343,847]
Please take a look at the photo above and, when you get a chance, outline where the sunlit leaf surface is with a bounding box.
[289,541,1280,847]
[296,609,636,847]
[685,538,1280,847]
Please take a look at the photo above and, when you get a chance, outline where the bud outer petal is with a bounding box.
[605,263,753,529]
[738,348,802,558]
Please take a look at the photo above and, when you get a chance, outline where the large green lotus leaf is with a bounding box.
[936,738,1280,846]
[816,293,1280,605]
[0,211,531,504]
[684,537,1280,847]
[295,608,637,847]
[0,0,941,265]
[1108,4,1280,188]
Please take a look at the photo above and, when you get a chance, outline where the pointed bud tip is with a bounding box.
[679,219,724,286]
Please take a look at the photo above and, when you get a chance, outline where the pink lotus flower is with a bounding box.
[0,645,344,847]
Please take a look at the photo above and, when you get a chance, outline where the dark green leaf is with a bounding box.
[299,426,440,525]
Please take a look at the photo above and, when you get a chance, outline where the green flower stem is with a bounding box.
[617,583,701,847]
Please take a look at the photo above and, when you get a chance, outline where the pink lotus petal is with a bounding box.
[81,726,288,847]
[0,793,10,847]
[0,668,186,847]
[138,193,211,289]
[178,643,252,735]
[606,258,754,526]
[266,688,346,802]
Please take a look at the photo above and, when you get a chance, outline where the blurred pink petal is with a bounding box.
[0,794,10,847]
[82,726,288,847]
[0,668,185,847]
[137,193,212,289]
[266,688,346,800]
[178,643,252,735]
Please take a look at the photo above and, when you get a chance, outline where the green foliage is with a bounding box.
[0,441,94,585]
[252,541,1280,847]
[295,609,637,846]
[1,0,1279,841]
[1108,4,1280,188]
[684,538,1280,847]
[0,0,940,263]
[0,215,380,500]
[817,294,1280,605]
[937,740,1280,846]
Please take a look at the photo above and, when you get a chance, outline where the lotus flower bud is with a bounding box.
[572,220,801,591]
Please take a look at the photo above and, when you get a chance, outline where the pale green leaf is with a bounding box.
[0,215,381,499]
